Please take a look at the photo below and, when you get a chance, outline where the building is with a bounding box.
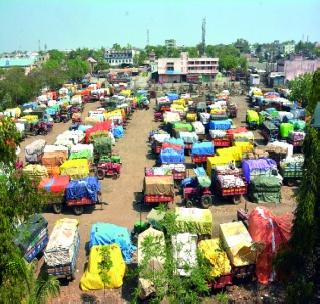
[165,39,176,48]
[268,72,285,87]
[280,42,295,55]
[104,49,139,66]
[277,55,320,81]
[157,52,219,83]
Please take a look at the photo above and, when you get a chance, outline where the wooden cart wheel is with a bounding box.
[232,195,241,205]
[52,203,62,214]
[73,206,84,215]
[185,200,193,208]
[201,195,212,208]
[96,169,105,180]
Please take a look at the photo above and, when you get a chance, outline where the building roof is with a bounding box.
[0,57,36,68]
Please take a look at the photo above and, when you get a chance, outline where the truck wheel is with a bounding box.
[96,169,105,180]
[112,173,119,180]
[32,129,38,136]
[286,180,295,187]
[201,195,212,208]
[73,206,84,215]
[232,195,241,205]
[55,117,61,123]
[52,203,62,214]
[185,200,193,208]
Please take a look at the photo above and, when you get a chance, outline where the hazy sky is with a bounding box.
[0,0,319,52]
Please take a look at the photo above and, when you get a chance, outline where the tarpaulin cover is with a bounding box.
[112,126,124,138]
[25,139,46,156]
[197,175,211,188]
[280,123,294,138]
[172,233,198,276]
[167,93,179,101]
[160,148,185,163]
[163,137,184,147]
[219,221,255,267]
[144,175,174,196]
[78,124,92,132]
[69,150,91,160]
[80,244,125,290]
[234,142,254,153]
[209,120,231,130]
[217,146,243,161]
[89,223,136,263]
[93,137,112,156]
[14,214,48,254]
[85,121,112,143]
[191,142,214,156]
[60,159,89,179]
[192,121,205,135]
[181,177,198,188]
[172,122,193,132]
[248,207,292,284]
[65,176,100,202]
[41,152,66,166]
[163,112,180,123]
[206,156,236,177]
[199,238,231,278]
[175,207,212,235]
[178,131,198,143]
[70,144,94,157]
[242,159,277,183]
[246,110,259,123]
[23,165,48,180]
[39,176,70,193]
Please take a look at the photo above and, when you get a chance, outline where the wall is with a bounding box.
[284,58,320,81]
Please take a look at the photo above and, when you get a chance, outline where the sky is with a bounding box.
[0,0,319,52]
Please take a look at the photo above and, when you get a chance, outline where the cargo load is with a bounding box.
[175,207,212,235]
[209,120,232,130]
[144,176,174,196]
[191,142,214,156]
[23,164,48,181]
[191,121,205,135]
[25,139,46,163]
[43,145,69,158]
[60,159,89,179]
[280,123,294,138]
[65,176,100,202]
[172,122,193,132]
[89,223,136,263]
[242,159,277,183]
[219,221,256,267]
[160,148,185,164]
[177,131,198,144]
[44,218,80,278]
[199,112,210,124]
[80,244,125,290]
[85,121,112,143]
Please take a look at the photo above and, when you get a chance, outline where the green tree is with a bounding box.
[67,58,89,82]
[98,246,113,300]
[288,73,313,107]
[0,118,59,304]
[234,38,250,53]
[275,69,320,303]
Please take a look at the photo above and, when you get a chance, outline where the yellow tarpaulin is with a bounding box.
[120,89,131,97]
[173,99,186,107]
[219,221,256,267]
[206,156,235,176]
[216,146,243,161]
[199,238,231,278]
[186,113,197,122]
[80,244,126,291]
[23,164,48,180]
[60,159,89,179]
[21,115,39,123]
[234,142,254,154]
[170,104,185,112]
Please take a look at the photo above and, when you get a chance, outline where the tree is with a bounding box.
[288,73,313,107]
[0,118,59,303]
[98,246,113,300]
[67,58,89,82]
[275,69,320,303]
[234,38,250,53]
[112,43,122,51]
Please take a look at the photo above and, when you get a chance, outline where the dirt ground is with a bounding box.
[21,96,296,303]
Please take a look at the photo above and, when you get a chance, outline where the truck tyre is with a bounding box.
[96,169,105,180]
[232,195,241,205]
[52,203,62,214]
[112,173,119,180]
[73,206,84,215]
[201,195,212,208]
[185,200,193,208]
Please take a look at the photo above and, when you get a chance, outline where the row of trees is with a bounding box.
[276,69,320,303]
[0,118,60,303]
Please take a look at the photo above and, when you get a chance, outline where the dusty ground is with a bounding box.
[21,95,296,303]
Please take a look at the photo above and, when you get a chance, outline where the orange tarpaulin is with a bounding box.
[248,207,293,284]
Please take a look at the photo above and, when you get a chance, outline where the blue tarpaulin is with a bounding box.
[22,102,38,110]
[166,93,179,101]
[209,120,231,130]
[181,177,197,188]
[191,142,214,156]
[160,148,185,164]
[164,137,184,147]
[78,124,93,132]
[89,222,136,263]
[45,107,58,116]
[65,176,101,202]
[112,126,124,138]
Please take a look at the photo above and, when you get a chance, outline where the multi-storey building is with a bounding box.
[104,49,139,66]
[157,52,219,83]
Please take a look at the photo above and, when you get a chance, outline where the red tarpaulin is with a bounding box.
[248,207,293,284]
[85,120,112,143]
[39,176,70,193]
[226,127,248,135]
[161,142,184,151]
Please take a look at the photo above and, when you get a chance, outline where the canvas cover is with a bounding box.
[217,146,243,161]
[70,144,94,157]
[43,145,68,158]
[44,218,79,267]
[160,148,185,164]
[248,207,292,284]
[65,176,100,202]
[206,156,236,177]
[39,176,70,193]
[163,111,180,123]
[178,131,198,144]
[60,159,89,179]
[247,110,259,123]
[112,126,124,138]
[192,121,205,135]
[23,165,48,180]
[144,175,174,196]
[172,122,193,132]
[199,112,210,124]
[199,238,231,278]
[41,152,66,166]
[175,207,212,235]
[191,142,214,156]
[219,221,255,267]
[280,123,294,138]
[172,233,197,276]
[80,244,125,290]
[89,223,136,263]
[242,159,277,183]
[25,139,46,156]
[209,120,231,130]
[209,130,227,139]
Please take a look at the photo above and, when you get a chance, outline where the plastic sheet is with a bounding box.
[191,142,214,156]
[65,176,100,201]
[209,120,231,130]
[160,148,185,164]
[89,223,136,263]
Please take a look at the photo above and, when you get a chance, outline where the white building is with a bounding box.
[280,43,295,55]
[104,49,139,66]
